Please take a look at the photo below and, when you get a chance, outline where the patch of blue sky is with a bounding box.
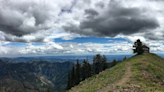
[5,43,28,47]
[104,46,112,47]
[58,9,72,16]
[54,37,130,43]
[32,43,43,46]
[161,43,164,45]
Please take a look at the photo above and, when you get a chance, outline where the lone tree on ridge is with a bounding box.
[133,39,144,55]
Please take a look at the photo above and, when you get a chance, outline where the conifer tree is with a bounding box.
[102,55,108,70]
[111,59,117,67]
[82,60,87,81]
[123,56,127,60]
[87,62,92,77]
[71,66,76,87]
[133,39,144,55]
[66,73,71,90]
[82,60,92,81]
[93,56,96,75]
[75,59,80,85]
[93,54,102,74]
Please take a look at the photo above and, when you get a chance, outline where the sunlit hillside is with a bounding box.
[68,53,164,92]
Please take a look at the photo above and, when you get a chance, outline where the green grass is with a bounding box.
[130,53,164,91]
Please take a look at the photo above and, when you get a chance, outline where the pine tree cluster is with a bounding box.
[66,54,118,90]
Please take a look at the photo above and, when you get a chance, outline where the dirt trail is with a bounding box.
[95,63,132,92]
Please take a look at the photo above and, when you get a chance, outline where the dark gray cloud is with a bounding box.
[95,2,104,8]
[63,1,159,37]
[85,9,99,19]
[0,0,51,37]
[4,35,28,43]
[32,6,51,26]
[145,32,164,40]
[4,34,45,43]
[31,36,45,43]
[85,9,99,16]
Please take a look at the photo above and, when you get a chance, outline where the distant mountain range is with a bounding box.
[0,55,133,63]
[0,60,73,92]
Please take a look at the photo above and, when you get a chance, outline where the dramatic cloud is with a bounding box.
[0,0,163,41]
[3,34,45,43]
[0,0,53,37]
[1,0,164,56]
[63,0,159,37]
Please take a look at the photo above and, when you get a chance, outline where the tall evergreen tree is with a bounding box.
[133,39,144,55]
[87,62,92,77]
[86,56,91,77]
[71,66,76,87]
[93,56,96,75]
[111,59,117,67]
[75,59,80,85]
[82,60,92,81]
[102,55,108,70]
[93,54,102,74]
[82,60,87,81]
[66,73,71,90]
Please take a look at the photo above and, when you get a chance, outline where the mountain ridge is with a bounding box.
[67,53,164,92]
[0,60,73,92]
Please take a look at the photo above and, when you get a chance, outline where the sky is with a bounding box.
[0,0,164,57]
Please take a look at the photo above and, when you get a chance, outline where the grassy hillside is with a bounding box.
[67,53,164,92]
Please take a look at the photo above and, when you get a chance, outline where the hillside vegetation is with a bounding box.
[67,53,164,92]
[0,61,73,92]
